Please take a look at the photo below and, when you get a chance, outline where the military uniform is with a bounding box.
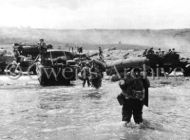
[81,65,90,87]
[39,41,47,54]
[38,39,47,63]
[118,73,150,124]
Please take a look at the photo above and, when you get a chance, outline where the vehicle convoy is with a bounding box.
[36,49,78,86]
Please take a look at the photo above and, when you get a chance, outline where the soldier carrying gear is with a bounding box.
[158,48,162,56]
[117,68,150,125]
[147,47,154,55]
[38,39,47,54]
[38,39,47,62]
[143,49,148,56]
[89,61,103,89]
[81,63,91,87]
[168,49,172,54]
[172,48,176,54]
[13,43,24,63]
[99,47,103,59]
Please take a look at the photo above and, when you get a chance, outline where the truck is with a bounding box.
[36,49,78,86]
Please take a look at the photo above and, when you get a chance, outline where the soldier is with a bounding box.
[172,48,176,54]
[99,47,103,59]
[13,48,21,63]
[158,48,162,56]
[81,47,83,53]
[117,68,150,125]
[161,51,165,57]
[38,39,47,62]
[77,47,80,54]
[89,61,103,89]
[81,63,91,87]
[147,47,154,55]
[168,49,172,54]
[71,47,74,52]
[155,51,159,55]
[143,49,147,56]
[38,39,47,54]
[13,43,23,63]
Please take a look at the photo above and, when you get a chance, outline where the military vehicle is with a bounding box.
[0,48,14,73]
[6,43,53,75]
[10,43,40,74]
[36,49,78,86]
[145,52,190,76]
[106,57,148,76]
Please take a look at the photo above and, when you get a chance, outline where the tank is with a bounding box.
[36,50,78,86]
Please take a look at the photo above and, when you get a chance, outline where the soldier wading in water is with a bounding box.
[117,68,150,125]
[81,63,91,87]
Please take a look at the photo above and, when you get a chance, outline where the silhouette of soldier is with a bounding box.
[38,39,47,62]
[117,68,150,125]
[81,63,91,87]
[38,39,47,53]
[99,47,103,59]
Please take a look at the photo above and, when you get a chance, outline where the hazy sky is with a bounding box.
[0,0,190,29]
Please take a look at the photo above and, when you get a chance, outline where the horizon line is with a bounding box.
[1,26,190,31]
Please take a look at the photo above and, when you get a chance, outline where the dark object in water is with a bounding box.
[91,59,106,72]
[36,49,78,86]
[117,94,125,105]
[145,50,190,76]
[90,76,102,89]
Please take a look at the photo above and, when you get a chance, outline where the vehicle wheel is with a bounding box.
[5,63,22,79]
[28,63,37,75]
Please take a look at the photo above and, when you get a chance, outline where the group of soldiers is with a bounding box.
[13,39,150,125]
[80,46,104,88]
[69,46,83,54]
[13,39,104,88]
[143,47,176,57]
[80,61,104,88]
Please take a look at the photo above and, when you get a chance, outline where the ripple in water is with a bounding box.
[0,76,189,140]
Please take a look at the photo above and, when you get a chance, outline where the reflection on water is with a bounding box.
[0,76,190,140]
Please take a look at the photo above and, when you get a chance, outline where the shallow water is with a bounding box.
[0,76,190,140]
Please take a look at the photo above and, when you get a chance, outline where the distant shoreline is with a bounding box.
[0,27,190,52]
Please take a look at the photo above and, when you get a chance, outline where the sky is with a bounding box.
[0,0,190,29]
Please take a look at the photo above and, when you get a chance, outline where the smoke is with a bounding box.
[0,27,190,52]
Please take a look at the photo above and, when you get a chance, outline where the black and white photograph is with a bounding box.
[0,0,190,139]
